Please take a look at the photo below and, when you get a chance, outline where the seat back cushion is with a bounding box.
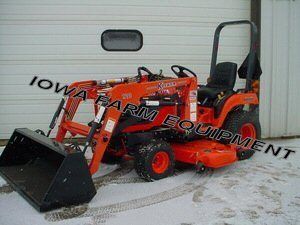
[207,62,237,90]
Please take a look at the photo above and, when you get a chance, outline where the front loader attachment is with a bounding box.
[0,128,96,212]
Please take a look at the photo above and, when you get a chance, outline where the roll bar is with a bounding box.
[209,20,258,92]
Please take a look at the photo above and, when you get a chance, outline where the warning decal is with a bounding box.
[104,118,116,133]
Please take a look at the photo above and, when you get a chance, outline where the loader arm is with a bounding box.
[56,76,198,174]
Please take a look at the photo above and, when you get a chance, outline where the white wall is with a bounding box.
[0,0,251,139]
[260,0,300,137]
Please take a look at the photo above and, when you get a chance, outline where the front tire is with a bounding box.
[135,140,175,181]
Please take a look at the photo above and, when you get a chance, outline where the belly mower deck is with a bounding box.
[172,140,237,168]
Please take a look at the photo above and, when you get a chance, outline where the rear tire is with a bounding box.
[221,108,261,143]
[135,140,175,181]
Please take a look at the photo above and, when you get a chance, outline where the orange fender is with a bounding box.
[213,93,259,127]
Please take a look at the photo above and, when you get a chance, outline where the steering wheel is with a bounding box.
[137,67,154,80]
[171,65,197,78]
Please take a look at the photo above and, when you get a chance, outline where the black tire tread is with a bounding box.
[221,108,261,144]
[134,140,175,181]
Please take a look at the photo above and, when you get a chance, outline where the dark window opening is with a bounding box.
[101,30,143,51]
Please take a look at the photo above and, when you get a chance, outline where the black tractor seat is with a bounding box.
[198,85,230,99]
[198,62,237,101]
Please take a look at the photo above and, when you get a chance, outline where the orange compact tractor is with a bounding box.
[0,21,262,211]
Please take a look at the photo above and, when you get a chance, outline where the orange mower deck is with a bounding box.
[172,140,237,168]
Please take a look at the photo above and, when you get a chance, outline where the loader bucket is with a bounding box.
[0,128,96,212]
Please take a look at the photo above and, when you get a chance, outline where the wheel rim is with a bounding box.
[240,123,256,139]
[152,151,169,174]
